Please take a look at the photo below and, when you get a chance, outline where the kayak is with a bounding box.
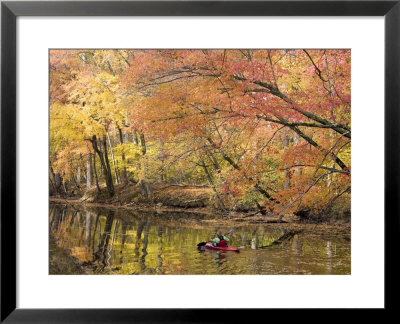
[204,242,240,252]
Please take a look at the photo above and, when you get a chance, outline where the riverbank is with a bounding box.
[50,197,351,237]
[50,196,289,223]
[52,183,260,216]
[51,183,350,225]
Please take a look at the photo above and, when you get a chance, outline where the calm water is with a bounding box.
[49,203,350,275]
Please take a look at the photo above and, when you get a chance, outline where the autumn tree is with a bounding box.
[50,49,351,219]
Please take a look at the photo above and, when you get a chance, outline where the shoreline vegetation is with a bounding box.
[49,182,350,226]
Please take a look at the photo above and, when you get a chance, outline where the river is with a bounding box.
[49,202,350,275]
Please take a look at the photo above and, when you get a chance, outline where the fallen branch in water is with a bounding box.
[259,230,302,248]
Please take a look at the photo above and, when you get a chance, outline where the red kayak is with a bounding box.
[204,242,240,252]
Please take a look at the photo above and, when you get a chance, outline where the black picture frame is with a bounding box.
[1,0,399,322]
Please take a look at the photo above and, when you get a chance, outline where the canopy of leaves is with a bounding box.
[50,49,351,216]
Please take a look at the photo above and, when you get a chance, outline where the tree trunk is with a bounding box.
[50,166,61,196]
[133,130,139,145]
[86,153,92,190]
[200,159,225,210]
[158,139,165,183]
[88,135,114,197]
[92,151,101,193]
[206,136,276,202]
[93,150,100,192]
[55,173,62,193]
[259,230,302,248]
[71,174,80,190]
[325,53,336,189]
[106,130,120,185]
[49,176,56,196]
[207,150,221,173]
[62,179,68,194]
[118,126,129,185]
[138,133,152,197]
[102,135,115,196]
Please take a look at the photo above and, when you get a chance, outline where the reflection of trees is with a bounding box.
[76,211,80,228]
[92,212,100,253]
[49,204,351,274]
[293,235,303,255]
[93,210,115,272]
[140,218,151,272]
[119,221,128,265]
[133,218,145,263]
[241,234,247,247]
[120,221,128,250]
[111,219,120,248]
[78,212,85,246]
[131,217,160,274]
[50,206,60,230]
[326,240,333,273]
[85,211,92,249]
[69,210,77,228]
[157,226,163,272]
[50,205,67,231]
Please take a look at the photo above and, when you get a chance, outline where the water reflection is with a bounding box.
[49,203,351,275]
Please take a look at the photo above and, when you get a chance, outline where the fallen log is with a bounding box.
[259,230,302,248]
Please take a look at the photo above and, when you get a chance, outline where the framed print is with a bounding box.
[1,0,399,322]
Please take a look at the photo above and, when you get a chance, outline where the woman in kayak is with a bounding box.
[211,231,230,247]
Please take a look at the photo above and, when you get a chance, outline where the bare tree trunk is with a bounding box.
[86,153,92,190]
[92,151,101,192]
[106,130,120,185]
[133,130,139,145]
[71,173,80,190]
[118,126,129,185]
[138,133,152,197]
[325,54,336,189]
[62,178,68,194]
[102,135,115,196]
[50,166,61,196]
[207,150,221,173]
[87,135,114,197]
[49,176,56,195]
